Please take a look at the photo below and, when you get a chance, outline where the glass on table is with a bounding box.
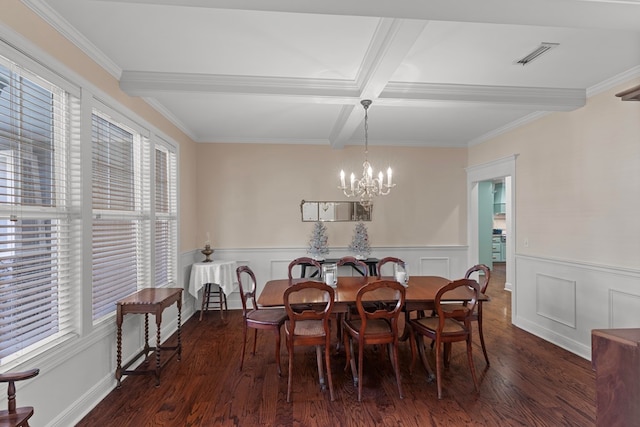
[393,262,409,286]
[322,263,338,287]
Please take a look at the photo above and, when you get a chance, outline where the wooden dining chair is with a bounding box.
[236,266,288,375]
[376,256,405,279]
[342,280,406,401]
[376,257,415,340]
[336,256,369,277]
[0,368,39,427]
[335,256,370,349]
[439,264,491,366]
[409,279,480,399]
[283,281,335,402]
[287,257,322,280]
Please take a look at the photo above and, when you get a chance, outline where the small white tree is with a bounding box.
[307,222,329,260]
[349,222,371,259]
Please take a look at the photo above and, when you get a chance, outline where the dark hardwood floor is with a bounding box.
[77,264,596,426]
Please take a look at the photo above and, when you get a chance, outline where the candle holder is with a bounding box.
[201,244,214,263]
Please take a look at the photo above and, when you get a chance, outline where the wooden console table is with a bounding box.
[116,288,182,388]
[592,328,640,426]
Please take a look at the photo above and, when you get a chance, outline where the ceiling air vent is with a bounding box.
[516,42,559,66]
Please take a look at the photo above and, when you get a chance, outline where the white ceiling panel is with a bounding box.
[392,21,640,88]
[43,1,379,78]
[153,93,344,143]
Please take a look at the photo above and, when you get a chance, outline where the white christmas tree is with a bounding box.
[307,222,329,260]
[349,222,371,259]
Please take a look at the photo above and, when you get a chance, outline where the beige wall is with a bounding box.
[2,0,199,252]
[469,79,640,269]
[196,143,468,248]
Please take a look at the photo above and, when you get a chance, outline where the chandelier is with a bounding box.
[339,99,394,208]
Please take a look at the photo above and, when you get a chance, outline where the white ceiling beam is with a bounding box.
[119,71,361,98]
[380,82,586,111]
[329,18,427,149]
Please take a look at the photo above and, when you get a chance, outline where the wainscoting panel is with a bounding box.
[514,255,640,360]
[535,273,576,328]
[610,289,640,328]
[419,257,450,278]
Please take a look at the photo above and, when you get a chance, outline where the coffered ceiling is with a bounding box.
[25,0,640,147]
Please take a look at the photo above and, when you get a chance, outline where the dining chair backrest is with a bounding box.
[376,257,405,279]
[464,264,491,294]
[434,279,480,326]
[236,265,258,316]
[0,368,39,427]
[288,257,322,280]
[354,280,405,331]
[336,256,369,276]
[283,281,335,330]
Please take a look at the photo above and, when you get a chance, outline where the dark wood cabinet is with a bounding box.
[592,328,640,426]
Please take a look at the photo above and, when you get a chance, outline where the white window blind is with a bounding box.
[0,59,73,363]
[154,144,177,287]
[91,110,146,321]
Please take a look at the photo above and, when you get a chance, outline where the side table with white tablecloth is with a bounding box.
[189,260,238,320]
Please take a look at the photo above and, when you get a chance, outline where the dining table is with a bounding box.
[257,275,487,312]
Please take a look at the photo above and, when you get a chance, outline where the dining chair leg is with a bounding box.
[335,313,343,351]
[391,341,403,399]
[409,329,418,375]
[348,338,358,386]
[443,342,452,368]
[315,345,326,391]
[357,339,364,402]
[477,314,490,366]
[251,329,258,355]
[398,310,411,341]
[287,340,294,403]
[466,335,479,392]
[343,333,351,372]
[434,339,443,399]
[324,340,335,401]
[239,323,248,371]
[387,343,395,372]
[273,327,282,376]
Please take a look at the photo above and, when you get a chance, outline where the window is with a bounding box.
[154,143,177,287]
[91,110,149,321]
[0,47,179,362]
[0,59,73,363]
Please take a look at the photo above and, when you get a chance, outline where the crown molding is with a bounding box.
[467,111,550,147]
[198,136,331,145]
[21,0,122,79]
[587,65,640,97]
[142,97,198,141]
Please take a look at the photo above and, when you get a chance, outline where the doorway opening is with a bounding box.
[466,155,517,320]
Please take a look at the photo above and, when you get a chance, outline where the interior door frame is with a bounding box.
[466,154,518,319]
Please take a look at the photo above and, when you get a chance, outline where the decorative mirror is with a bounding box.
[300,200,372,222]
